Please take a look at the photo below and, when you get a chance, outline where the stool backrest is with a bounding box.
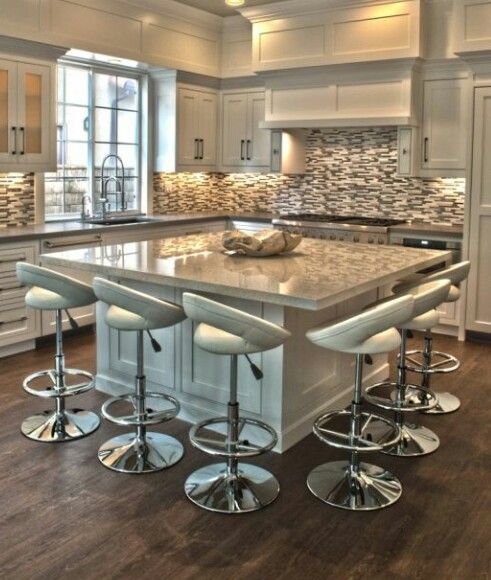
[307,294,414,352]
[94,277,185,328]
[17,262,95,306]
[424,260,470,286]
[183,292,291,351]
[404,279,451,318]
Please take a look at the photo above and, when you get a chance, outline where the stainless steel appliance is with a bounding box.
[389,233,462,269]
[272,213,407,244]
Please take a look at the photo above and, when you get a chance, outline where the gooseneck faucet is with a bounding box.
[100,154,127,215]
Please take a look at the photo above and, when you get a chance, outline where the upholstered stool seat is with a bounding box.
[305,294,415,511]
[365,279,451,457]
[393,261,471,414]
[94,278,186,474]
[16,263,100,442]
[183,292,290,514]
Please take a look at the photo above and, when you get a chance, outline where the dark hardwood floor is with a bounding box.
[0,331,490,579]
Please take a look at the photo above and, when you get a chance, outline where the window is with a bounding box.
[44,64,141,220]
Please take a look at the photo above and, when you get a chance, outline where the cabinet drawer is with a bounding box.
[0,304,36,345]
[0,245,34,273]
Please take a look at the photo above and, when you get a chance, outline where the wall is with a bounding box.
[153,127,465,224]
[0,174,35,227]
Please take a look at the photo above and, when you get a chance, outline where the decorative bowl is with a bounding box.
[221,228,302,257]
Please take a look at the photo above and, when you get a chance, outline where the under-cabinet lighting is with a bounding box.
[226,0,245,6]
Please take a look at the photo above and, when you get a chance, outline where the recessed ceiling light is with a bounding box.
[225,0,245,6]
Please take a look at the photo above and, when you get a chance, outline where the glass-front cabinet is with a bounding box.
[0,57,55,172]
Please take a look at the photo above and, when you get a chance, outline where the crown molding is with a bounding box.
[119,0,223,31]
[239,0,407,22]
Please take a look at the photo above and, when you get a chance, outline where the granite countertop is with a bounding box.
[0,213,463,243]
[40,233,451,311]
[0,212,275,243]
[390,223,464,238]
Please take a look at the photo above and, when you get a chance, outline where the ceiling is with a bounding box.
[165,0,286,17]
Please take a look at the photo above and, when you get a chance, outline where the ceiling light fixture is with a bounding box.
[225,0,245,7]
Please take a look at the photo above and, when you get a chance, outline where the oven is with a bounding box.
[389,234,462,272]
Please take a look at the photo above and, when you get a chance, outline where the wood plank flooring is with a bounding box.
[0,331,489,579]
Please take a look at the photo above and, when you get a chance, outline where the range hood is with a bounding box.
[258,60,418,130]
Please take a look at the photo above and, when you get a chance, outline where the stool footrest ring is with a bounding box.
[365,381,437,412]
[101,392,180,426]
[313,410,400,452]
[402,350,460,374]
[190,416,277,459]
[23,368,94,398]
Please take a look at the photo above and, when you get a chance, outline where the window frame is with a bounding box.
[44,61,144,222]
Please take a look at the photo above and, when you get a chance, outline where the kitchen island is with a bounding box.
[41,233,450,451]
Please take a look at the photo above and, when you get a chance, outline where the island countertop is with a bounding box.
[40,233,451,311]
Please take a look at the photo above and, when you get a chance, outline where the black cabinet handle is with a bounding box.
[424,137,429,163]
[199,139,204,160]
[11,126,16,154]
[240,139,245,161]
[246,139,252,161]
[0,316,28,326]
[194,138,199,160]
[19,127,25,155]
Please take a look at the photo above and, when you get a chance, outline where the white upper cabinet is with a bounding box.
[242,0,422,73]
[177,87,217,169]
[0,57,55,172]
[455,0,491,54]
[421,78,468,172]
[221,90,270,170]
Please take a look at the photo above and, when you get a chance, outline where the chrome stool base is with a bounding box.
[401,386,461,415]
[307,460,402,511]
[426,391,461,414]
[185,462,280,514]
[382,422,440,457]
[21,409,100,442]
[98,432,184,474]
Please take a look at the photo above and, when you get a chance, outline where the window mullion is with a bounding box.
[88,69,96,215]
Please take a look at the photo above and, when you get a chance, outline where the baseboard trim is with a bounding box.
[0,339,36,359]
[466,330,491,344]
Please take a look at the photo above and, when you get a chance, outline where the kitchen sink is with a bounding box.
[83,216,158,226]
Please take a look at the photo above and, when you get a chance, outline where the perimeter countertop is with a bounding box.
[0,213,463,243]
[41,233,451,311]
[390,223,463,238]
[0,212,275,243]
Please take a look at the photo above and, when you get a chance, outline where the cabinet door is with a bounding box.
[16,62,51,166]
[177,88,200,165]
[0,59,17,165]
[466,87,491,333]
[222,93,247,167]
[197,92,217,165]
[422,79,467,170]
[246,92,270,167]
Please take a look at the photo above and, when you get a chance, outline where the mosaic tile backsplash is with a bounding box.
[0,173,35,227]
[153,127,466,225]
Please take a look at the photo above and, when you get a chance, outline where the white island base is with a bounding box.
[96,279,387,453]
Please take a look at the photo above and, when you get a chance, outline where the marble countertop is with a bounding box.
[0,212,275,243]
[40,233,451,311]
[0,213,463,243]
[390,223,463,238]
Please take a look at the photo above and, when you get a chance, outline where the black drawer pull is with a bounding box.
[0,257,26,264]
[0,316,28,326]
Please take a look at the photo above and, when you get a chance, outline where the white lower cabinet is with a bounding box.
[0,241,39,348]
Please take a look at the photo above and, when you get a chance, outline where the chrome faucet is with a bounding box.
[100,154,127,213]
[80,194,92,222]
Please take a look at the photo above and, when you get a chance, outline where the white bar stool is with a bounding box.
[306,295,415,511]
[182,292,291,514]
[365,279,451,457]
[16,263,100,442]
[393,261,471,414]
[93,278,186,474]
